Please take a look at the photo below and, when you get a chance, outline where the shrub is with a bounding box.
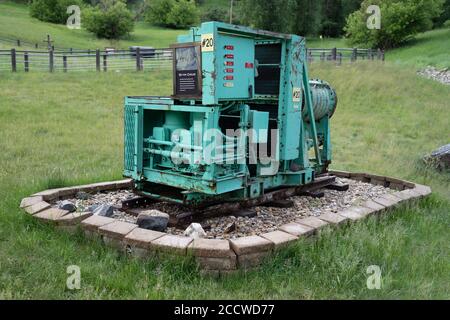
[201,7,229,23]
[145,0,199,29]
[84,0,134,39]
[344,0,445,49]
[444,20,450,28]
[30,0,84,24]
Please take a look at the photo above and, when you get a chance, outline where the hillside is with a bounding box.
[0,62,448,299]
[387,28,450,69]
[0,1,183,49]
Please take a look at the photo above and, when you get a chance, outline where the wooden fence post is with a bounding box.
[24,51,29,72]
[103,54,107,72]
[352,48,357,62]
[136,47,142,71]
[381,50,385,62]
[331,47,337,61]
[96,49,100,72]
[11,48,16,72]
[49,50,54,73]
[63,55,67,73]
[337,52,342,65]
[17,39,21,47]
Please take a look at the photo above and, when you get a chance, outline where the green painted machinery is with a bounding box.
[123,22,337,207]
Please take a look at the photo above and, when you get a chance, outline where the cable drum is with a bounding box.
[302,79,338,121]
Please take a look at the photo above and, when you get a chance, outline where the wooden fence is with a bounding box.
[0,47,384,73]
[307,48,385,64]
[0,48,173,73]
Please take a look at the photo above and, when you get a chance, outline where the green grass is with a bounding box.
[0,0,449,300]
[387,28,450,69]
[306,37,348,49]
[0,62,449,299]
[0,1,183,49]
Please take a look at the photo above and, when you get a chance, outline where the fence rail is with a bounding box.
[0,46,384,73]
[0,48,173,73]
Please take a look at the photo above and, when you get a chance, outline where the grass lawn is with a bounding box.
[0,0,449,300]
[0,1,183,50]
[387,29,450,69]
[0,60,448,299]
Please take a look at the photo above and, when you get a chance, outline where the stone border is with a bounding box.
[19,174,431,275]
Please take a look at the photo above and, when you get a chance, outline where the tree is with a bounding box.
[345,0,445,49]
[434,0,450,27]
[145,0,199,29]
[84,0,134,39]
[30,0,84,24]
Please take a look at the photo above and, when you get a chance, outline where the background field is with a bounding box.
[0,0,449,300]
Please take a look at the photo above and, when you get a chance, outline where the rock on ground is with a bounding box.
[424,144,450,170]
[58,200,77,213]
[137,209,169,232]
[90,204,114,217]
[417,67,450,85]
[184,223,206,239]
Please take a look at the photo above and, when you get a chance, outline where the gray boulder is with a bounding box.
[75,191,91,200]
[90,204,114,217]
[183,223,206,239]
[137,209,169,232]
[425,144,450,170]
[58,200,77,213]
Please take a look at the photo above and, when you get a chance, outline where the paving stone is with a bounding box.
[98,221,137,240]
[81,215,115,231]
[372,195,399,208]
[237,251,271,269]
[56,211,92,226]
[394,190,413,200]
[188,239,233,258]
[296,216,329,229]
[196,255,237,270]
[362,199,385,212]
[126,245,152,259]
[52,187,79,198]
[34,208,69,221]
[328,170,351,178]
[397,189,420,201]
[32,189,61,201]
[318,212,349,225]
[123,228,165,248]
[278,222,314,237]
[260,230,298,249]
[229,236,273,255]
[55,225,79,234]
[102,236,125,250]
[338,206,370,221]
[385,177,415,189]
[20,196,43,208]
[24,201,51,215]
[413,184,432,197]
[150,234,193,255]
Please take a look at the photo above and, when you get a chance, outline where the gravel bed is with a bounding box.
[53,178,395,239]
[417,66,450,85]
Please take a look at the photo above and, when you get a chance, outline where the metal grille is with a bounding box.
[124,105,136,173]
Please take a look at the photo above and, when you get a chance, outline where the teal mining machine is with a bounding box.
[123,22,344,216]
